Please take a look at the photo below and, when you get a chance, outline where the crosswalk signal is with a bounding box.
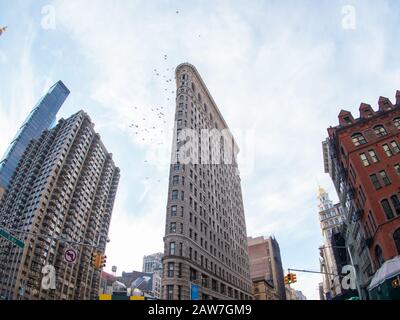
[91,252,101,269]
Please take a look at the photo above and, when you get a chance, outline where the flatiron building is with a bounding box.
[162,63,252,300]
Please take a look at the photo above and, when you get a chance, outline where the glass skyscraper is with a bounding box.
[0,80,70,189]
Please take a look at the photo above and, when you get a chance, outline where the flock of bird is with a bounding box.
[127,52,178,184]
[127,8,204,184]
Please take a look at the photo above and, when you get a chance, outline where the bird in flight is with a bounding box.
[0,26,8,37]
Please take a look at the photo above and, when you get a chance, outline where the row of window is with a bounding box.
[370,170,392,189]
[359,141,400,166]
[351,118,400,146]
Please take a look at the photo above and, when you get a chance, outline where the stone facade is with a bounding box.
[162,63,252,300]
[253,279,280,300]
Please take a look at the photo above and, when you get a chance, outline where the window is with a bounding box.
[360,153,370,166]
[370,174,381,190]
[171,205,177,216]
[395,164,400,176]
[368,150,379,163]
[169,242,176,255]
[351,133,366,146]
[390,195,400,215]
[375,245,384,268]
[174,163,180,171]
[173,175,179,185]
[178,263,182,277]
[394,117,400,129]
[168,262,174,277]
[167,285,174,300]
[379,170,391,186]
[374,125,387,137]
[170,222,176,233]
[381,199,394,220]
[383,144,393,157]
[394,228,400,254]
[343,116,352,125]
[390,141,400,154]
[177,119,182,127]
[172,190,178,200]
[368,210,378,231]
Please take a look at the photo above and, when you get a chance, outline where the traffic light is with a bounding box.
[91,252,101,269]
[284,273,296,284]
[284,273,292,284]
[284,275,289,284]
[100,254,107,268]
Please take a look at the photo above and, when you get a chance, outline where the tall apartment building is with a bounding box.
[162,63,252,300]
[317,187,346,299]
[323,91,400,298]
[248,236,285,300]
[143,252,163,274]
[0,81,69,190]
[0,110,120,300]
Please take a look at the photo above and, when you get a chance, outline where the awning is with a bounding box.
[368,255,400,291]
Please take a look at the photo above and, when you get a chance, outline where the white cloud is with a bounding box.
[1,0,399,299]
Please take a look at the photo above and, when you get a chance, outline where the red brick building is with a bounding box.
[326,91,400,274]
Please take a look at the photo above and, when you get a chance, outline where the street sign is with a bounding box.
[64,248,77,264]
[0,227,25,249]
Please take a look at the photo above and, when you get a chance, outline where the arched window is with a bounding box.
[373,125,387,137]
[351,133,367,146]
[394,228,400,254]
[191,82,196,92]
[394,118,400,129]
[390,195,400,215]
[198,93,202,102]
[381,199,395,220]
[204,103,207,112]
[179,95,184,101]
[375,245,384,268]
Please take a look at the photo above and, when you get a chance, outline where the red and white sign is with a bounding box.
[64,248,77,264]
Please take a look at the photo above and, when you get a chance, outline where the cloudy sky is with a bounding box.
[1,0,400,299]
